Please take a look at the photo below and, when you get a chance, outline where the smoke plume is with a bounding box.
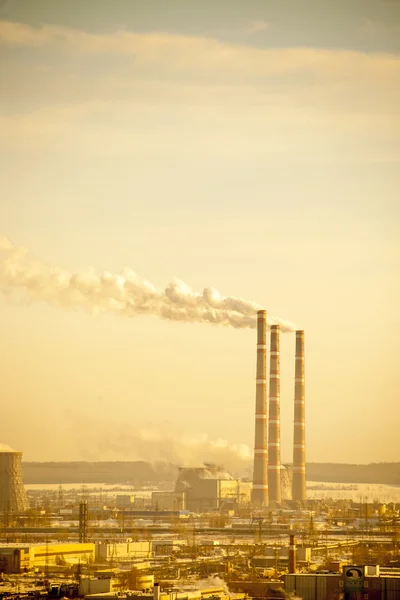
[64,410,252,475]
[0,444,15,452]
[0,238,296,331]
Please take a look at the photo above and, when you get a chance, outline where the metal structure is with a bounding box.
[251,310,268,506]
[292,330,306,502]
[79,501,89,543]
[268,324,282,504]
[0,451,29,513]
[289,534,297,573]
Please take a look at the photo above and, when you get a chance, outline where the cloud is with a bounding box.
[63,409,252,473]
[246,20,271,34]
[0,20,399,86]
[207,19,273,38]
[359,18,400,38]
[0,21,398,164]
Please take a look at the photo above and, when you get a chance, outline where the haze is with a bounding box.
[0,0,398,465]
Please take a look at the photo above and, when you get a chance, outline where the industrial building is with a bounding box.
[0,542,95,573]
[116,495,135,509]
[0,541,154,573]
[95,541,152,562]
[174,464,251,512]
[284,565,400,600]
[151,491,186,511]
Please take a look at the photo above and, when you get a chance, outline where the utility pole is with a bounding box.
[79,501,89,543]
[251,516,264,544]
[45,538,49,579]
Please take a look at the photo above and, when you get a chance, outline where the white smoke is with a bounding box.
[0,444,15,452]
[197,577,233,597]
[64,411,252,474]
[0,238,296,331]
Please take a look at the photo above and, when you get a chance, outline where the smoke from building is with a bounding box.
[0,238,295,331]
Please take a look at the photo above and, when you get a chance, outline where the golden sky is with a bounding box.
[0,1,399,466]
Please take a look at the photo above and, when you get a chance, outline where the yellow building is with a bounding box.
[0,542,95,573]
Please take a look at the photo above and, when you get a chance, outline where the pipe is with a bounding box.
[252,310,269,506]
[289,534,297,573]
[268,324,282,504]
[292,330,306,502]
[153,583,161,600]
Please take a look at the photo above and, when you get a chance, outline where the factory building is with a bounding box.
[284,565,400,600]
[116,495,135,509]
[0,543,95,573]
[96,541,152,562]
[151,491,186,511]
[0,451,29,512]
[174,465,251,512]
[251,545,312,569]
[0,541,154,573]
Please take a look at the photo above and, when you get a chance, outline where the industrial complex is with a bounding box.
[1,315,400,600]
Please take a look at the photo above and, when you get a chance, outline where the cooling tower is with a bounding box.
[251,310,268,506]
[0,451,29,513]
[268,324,282,504]
[292,330,306,502]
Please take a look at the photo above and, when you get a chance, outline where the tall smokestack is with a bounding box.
[289,534,297,573]
[268,325,281,504]
[292,330,306,502]
[252,310,268,506]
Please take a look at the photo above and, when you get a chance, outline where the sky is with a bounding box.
[0,0,399,468]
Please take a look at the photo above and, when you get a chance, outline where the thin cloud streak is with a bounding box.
[0,20,399,86]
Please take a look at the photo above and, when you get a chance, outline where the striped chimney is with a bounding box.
[268,325,282,504]
[292,330,306,502]
[252,310,269,506]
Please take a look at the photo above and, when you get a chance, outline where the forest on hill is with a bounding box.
[22,461,400,486]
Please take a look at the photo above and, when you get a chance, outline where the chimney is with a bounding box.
[289,534,297,573]
[0,451,29,513]
[268,325,282,504]
[252,310,269,506]
[292,330,306,502]
[153,583,160,600]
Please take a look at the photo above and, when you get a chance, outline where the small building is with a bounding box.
[80,578,117,597]
[151,491,186,511]
[95,541,152,562]
[251,545,311,569]
[284,565,400,600]
[116,495,135,509]
[174,464,251,512]
[152,539,187,555]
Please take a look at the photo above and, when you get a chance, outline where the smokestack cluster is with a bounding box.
[252,320,306,506]
[0,239,306,505]
[251,310,268,506]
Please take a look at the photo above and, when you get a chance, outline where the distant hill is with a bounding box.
[307,462,400,486]
[22,461,178,485]
[22,461,400,486]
